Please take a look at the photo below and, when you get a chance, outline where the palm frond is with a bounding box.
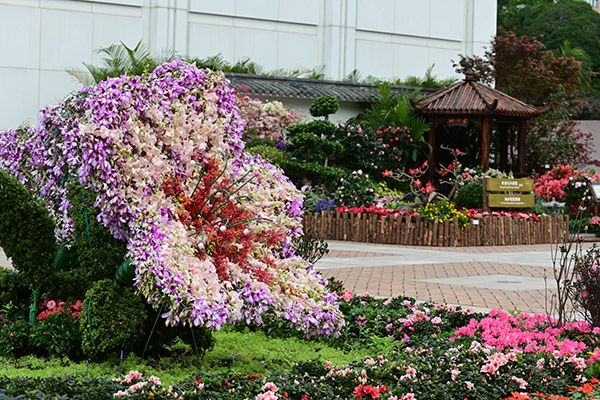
[65,68,96,87]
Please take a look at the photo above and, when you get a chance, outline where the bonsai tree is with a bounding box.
[281,96,345,191]
[309,95,339,120]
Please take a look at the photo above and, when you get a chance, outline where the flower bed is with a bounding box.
[1,295,598,399]
[303,209,568,246]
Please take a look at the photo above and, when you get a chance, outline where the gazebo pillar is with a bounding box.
[426,118,438,183]
[481,115,491,172]
[517,119,527,176]
[498,123,509,172]
[412,71,543,180]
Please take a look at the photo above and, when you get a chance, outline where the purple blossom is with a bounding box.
[0,59,343,337]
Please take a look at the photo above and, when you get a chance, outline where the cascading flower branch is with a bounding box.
[0,60,344,338]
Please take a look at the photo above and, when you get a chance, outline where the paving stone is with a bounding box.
[315,241,589,315]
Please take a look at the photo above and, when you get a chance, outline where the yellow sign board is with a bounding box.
[488,193,535,208]
[486,178,534,192]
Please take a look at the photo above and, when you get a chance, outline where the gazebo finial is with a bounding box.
[464,68,476,81]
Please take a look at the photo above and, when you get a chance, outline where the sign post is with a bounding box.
[483,178,535,211]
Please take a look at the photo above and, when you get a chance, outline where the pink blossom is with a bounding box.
[261,382,278,392]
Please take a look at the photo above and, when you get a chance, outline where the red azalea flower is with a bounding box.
[353,384,364,399]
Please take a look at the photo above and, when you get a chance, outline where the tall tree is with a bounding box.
[455,29,597,170]
[455,28,582,106]
[498,0,600,92]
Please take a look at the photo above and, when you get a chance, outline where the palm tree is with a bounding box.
[67,41,176,85]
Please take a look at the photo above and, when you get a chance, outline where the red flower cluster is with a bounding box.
[534,165,577,201]
[353,384,389,399]
[37,299,82,321]
[336,206,418,218]
[162,157,282,284]
[467,209,541,222]
[503,377,599,400]
[408,161,428,176]
[376,126,412,163]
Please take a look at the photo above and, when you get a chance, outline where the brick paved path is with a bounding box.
[2,241,596,316]
[316,241,597,315]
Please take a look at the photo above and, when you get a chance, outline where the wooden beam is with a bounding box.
[481,115,490,171]
[498,123,509,172]
[426,118,438,182]
[517,119,527,176]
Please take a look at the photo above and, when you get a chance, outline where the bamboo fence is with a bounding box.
[302,211,569,246]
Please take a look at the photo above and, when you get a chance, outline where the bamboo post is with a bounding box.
[403,215,410,245]
[453,217,459,246]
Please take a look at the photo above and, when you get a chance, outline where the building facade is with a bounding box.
[586,0,600,12]
[0,0,497,130]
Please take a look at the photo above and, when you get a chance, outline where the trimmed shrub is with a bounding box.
[56,183,127,299]
[80,279,147,358]
[0,170,57,291]
[309,95,339,118]
[453,181,483,209]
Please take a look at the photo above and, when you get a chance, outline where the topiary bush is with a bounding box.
[453,181,483,209]
[0,170,57,292]
[0,270,29,313]
[283,118,345,191]
[80,279,147,358]
[54,182,127,300]
[309,95,339,119]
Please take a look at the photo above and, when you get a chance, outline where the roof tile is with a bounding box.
[413,77,541,118]
[225,73,436,103]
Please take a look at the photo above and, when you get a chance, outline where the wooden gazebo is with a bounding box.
[412,70,546,179]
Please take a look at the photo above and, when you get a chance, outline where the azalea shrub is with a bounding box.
[0,298,83,358]
[0,60,343,338]
[1,293,600,399]
[534,165,600,217]
[503,377,600,400]
[572,245,600,328]
[236,85,301,147]
[236,295,599,400]
[534,165,577,202]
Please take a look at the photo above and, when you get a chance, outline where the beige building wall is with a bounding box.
[0,0,497,131]
[576,120,600,171]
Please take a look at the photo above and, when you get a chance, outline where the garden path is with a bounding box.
[2,242,596,316]
[316,241,598,315]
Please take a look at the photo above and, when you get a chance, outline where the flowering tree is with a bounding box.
[235,85,301,146]
[0,60,343,337]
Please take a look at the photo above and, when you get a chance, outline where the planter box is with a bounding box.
[303,212,569,246]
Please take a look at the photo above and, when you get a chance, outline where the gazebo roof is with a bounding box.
[412,70,543,118]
